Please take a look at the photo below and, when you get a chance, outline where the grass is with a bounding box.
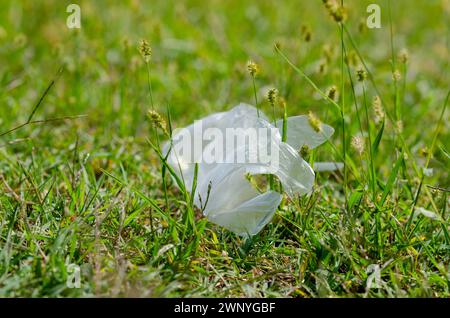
[0,0,449,297]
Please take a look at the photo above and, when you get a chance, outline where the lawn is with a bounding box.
[0,0,448,297]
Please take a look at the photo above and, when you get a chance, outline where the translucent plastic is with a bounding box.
[163,103,335,237]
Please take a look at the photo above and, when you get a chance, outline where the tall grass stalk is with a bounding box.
[339,8,348,210]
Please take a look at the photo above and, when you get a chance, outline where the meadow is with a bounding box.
[0,0,448,297]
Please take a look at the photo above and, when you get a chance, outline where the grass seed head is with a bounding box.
[147,109,167,134]
[308,111,322,133]
[326,85,338,102]
[418,146,430,158]
[301,25,312,42]
[372,95,384,123]
[392,69,402,81]
[267,88,278,107]
[300,144,311,158]
[332,6,348,22]
[356,67,367,82]
[247,60,259,77]
[322,0,347,22]
[351,135,365,155]
[398,48,409,64]
[138,39,152,63]
[358,18,367,33]
[273,41,282,53]
[318,59,328,74]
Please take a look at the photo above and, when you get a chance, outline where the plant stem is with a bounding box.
[252,75,259,117]
[340,19,348,211]
[362,84,376,200]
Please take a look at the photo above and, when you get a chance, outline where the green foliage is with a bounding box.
[0,0,448,297]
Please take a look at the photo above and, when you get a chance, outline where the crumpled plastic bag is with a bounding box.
[163,103,335,237]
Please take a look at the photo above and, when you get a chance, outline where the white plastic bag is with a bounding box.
[163,103,335,236]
